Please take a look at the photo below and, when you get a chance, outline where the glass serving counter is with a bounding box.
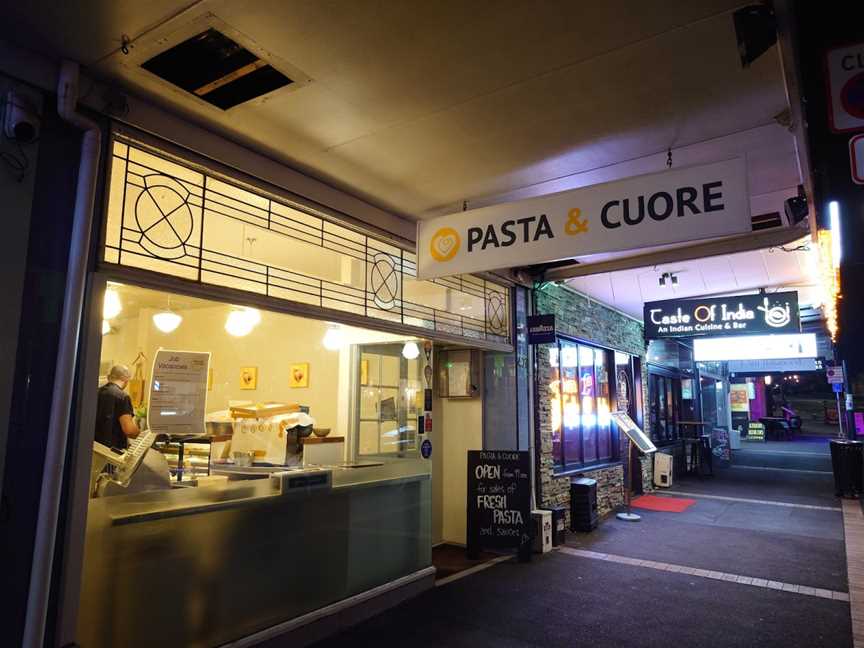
[78,460,431,648]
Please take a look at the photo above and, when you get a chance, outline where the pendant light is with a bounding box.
[153,310,183,333]
[225,307,261,337]
[103,287,122,319]
[322,325,346,351]
[401,341,420,360]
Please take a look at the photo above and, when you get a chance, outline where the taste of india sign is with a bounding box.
[416,159,750,279]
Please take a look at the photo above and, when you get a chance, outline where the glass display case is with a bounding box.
[155,438,216,483]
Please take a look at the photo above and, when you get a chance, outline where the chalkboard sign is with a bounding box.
[711,427,731,465]
[467,450,531,557]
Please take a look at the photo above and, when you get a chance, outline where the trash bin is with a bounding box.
[830,439,864,497]
[570,477,598,532]
[531,510,552,553]
[543,505,567,546]
[729,428,741,450]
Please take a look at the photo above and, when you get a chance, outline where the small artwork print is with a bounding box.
[290,363,309,388]
[239,367,258,390]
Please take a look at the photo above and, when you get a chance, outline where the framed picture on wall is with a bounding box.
[290,363,309,388]
[239,366,258,390]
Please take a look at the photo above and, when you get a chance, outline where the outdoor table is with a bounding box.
[678,421,711,438]
[682,436,714,478]
[677,422,712,478]
[760,417,790,441]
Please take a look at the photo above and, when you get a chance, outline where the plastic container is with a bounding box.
[543,505,567,546]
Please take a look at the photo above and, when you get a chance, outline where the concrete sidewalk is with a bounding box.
[309,443,852,648]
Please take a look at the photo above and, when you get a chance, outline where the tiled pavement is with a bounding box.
[313,441,853,648]
[842,499,864,647]
[559,545,849,601]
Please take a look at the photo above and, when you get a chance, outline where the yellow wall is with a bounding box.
[101,304,341,431]
[437,397,483,545]
[100,288,423,443]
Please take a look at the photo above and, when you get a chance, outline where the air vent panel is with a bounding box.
[142,28,293,110]
[750,211,783,231]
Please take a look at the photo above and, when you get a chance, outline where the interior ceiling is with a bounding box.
[3,0,799,222]
[565,236,821,320]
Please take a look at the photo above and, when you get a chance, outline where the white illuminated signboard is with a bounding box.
[149,349,210,436]
[693,334,817,362]
[416,159,750,279]
[643,291,800,339]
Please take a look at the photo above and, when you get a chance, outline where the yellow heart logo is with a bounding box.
[430,227,461,262]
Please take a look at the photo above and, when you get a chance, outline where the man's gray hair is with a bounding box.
[108,364,132,382]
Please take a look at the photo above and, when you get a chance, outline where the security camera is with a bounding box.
[4,90,40,143]
[783,194,808,226]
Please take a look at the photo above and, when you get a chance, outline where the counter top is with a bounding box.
[100,462,430,526]
[301,435,345,444]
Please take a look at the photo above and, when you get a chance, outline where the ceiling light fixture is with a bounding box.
[101,320,111,335]
[225,307,261,337]
[659,272,678,287]
[103,287,122,319]
[402,341,420,360]
[322,325,346,351]
[153,310,183,333]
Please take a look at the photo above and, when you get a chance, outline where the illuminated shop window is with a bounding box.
[548,337,622,471]
[103,138,511,345]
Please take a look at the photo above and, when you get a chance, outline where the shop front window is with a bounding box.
[649,373,682,442]
[80,281,432,646]
[103,137,510,345]
[357,344,422,456]
[549,337,619,471]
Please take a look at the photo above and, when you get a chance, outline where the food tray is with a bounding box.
[228,402,300,419]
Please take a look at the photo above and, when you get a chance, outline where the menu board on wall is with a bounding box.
[148,349,210,437]
[467,451,531,555]
[729,384,751,413]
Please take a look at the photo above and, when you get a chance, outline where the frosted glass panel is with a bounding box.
[103,139,510,345]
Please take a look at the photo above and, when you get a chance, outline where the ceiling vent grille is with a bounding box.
[141,28,292,110]
[750,211,784,231]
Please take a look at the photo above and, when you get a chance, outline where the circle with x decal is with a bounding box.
[486,292,506,334]
[135,174,194,260]
[370,253,399,310]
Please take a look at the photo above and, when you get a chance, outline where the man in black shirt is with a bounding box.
[95,364,140,449]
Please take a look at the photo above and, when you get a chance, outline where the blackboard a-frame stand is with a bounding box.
[467,450,532,562]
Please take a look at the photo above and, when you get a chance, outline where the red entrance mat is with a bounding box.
[630,495,696,513]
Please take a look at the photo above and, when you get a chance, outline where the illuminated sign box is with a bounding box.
[643,291,800,339]
[693,333,817,362]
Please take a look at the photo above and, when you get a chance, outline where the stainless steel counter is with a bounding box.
[77,461,432,648]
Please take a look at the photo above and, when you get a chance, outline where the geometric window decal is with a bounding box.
[102,136,511,345]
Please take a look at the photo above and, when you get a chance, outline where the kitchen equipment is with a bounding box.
[230,410,316,466]
[233,451,255,467]
[312,427,331,438]
[205,420,234,436]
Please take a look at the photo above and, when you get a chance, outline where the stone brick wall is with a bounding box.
[534,284,647,524]
[640,455,654,493]
[535,284,645,355]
